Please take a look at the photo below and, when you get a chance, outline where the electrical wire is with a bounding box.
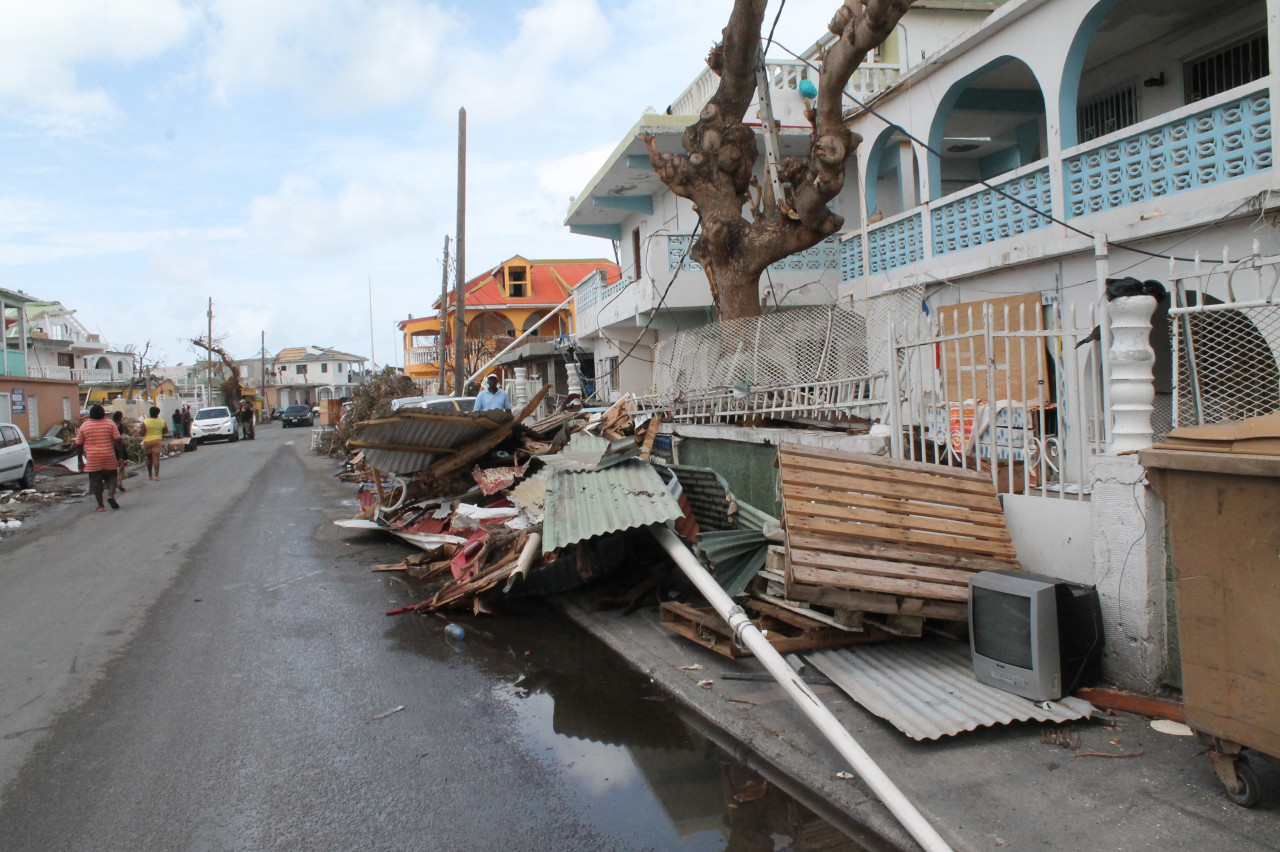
[597,216,703,382]
[763,0,787,55]
[769,39,1258,266]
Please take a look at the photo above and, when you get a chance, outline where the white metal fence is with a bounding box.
[888,297,1105,498]
[646,305,887,424]
[1169,250,1280,428]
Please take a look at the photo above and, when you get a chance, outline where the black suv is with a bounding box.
[281,405,314,427]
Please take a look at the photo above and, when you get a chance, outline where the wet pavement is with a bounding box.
[0,423,867,851]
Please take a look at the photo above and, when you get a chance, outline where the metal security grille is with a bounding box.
[1169,252,1280,428]
[1077,82,1137,142]
[646,303,892,423]
[1186,32,1269,102]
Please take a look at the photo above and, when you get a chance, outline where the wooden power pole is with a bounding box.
[439,234,450,395]
[452,107,467,396]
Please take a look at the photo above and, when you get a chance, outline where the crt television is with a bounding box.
[968,570,1103,702]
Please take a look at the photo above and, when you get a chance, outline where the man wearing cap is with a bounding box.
[474,373,511,412]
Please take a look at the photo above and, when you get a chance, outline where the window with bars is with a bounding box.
[1185,32,1269,102]
[1077,82,1138,142]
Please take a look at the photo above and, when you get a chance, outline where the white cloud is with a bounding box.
[536,143,616,208]
[0,0,194,130]
[201,0,460,109]
[249,175,432,258]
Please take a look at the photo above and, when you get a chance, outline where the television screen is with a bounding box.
[972,587,1033,669]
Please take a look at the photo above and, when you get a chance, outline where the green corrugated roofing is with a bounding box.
[541,459,684,556]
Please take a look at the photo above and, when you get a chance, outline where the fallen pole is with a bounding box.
[650,526,954,852]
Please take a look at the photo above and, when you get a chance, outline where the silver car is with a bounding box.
[0,423,35,488]
[190,406,239,445]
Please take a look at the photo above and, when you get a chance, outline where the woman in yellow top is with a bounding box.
[141,406,170,480]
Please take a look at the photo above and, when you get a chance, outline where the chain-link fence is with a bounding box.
[1169,253,1280,429]
[647,303,897,423]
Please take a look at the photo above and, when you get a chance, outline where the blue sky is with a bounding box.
[1,0,837,367]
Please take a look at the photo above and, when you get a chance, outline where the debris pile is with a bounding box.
[333,388,1003,658]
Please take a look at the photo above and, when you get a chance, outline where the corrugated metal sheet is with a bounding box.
[537,432,609,472]
[507,469,550,520]
[351,410,509,474]
[663,465,736,531]
[807,640,1094,741]
[542,459,684,556]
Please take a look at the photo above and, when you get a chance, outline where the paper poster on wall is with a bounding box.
[11,388,25,414]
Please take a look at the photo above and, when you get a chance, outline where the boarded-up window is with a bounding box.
[935,292,1048,404]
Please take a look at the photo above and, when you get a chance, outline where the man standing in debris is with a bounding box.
[474,373,510,412]
[75,404,123,512]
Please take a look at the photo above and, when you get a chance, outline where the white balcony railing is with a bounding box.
[408,346,442,366]
[74,369,115,383]
[668,59,900,121]
[29,365,73,380]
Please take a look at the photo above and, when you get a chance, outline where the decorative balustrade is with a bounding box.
[867,213,924,274]
[29,365,73,380]
[73,369,115,383]
[1065,86,1271,218]
[408,347,441,366]
[932,166,1052,256]
[667,235,842,273]
[668,60,900,118]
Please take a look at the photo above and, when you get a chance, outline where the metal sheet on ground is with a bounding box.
[808,640,1093,741]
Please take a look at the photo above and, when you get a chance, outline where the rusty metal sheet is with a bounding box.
[350,410,509,474]
[807,640,1094,741]
[472,461,530,495]
[541,459,683,556]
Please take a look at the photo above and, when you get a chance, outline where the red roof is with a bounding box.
[439,256,620,310]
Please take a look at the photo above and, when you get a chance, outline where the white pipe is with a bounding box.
[650,526,954,852]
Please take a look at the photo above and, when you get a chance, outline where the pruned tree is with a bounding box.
[191,335,242,405]
[645,0,913,319]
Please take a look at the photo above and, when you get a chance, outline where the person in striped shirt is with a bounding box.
[75,405,123,512]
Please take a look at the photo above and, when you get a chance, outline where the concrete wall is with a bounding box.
[0,377,80,439]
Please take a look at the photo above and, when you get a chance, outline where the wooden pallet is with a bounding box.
[778,443,1019,622]
[659,599,881,659]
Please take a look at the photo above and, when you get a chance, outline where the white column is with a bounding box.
[511,366,529,408]
[1107,294,1156,453]
[565,361,583,399]
[897,140,918,210]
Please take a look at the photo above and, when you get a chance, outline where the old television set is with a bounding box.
[968,570,1103,702]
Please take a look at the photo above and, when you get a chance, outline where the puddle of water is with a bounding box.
[393,600,869,851]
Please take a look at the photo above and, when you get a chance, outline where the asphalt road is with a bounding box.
[0,424,737,851]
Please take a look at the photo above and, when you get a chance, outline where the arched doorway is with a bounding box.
[927,57,1047,199]
[863,126,920,220]
[467,311,514,340]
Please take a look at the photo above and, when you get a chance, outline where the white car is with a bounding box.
[189,406,239,445]
[0,423,35,488]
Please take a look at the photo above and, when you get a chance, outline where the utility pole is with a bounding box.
[368,276,376,373]
[260,330,267,417]
[207,297,213,407]
[452,106,467,396]
[439,234,450,395]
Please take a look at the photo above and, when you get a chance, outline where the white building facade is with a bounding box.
[567,0,1280,693]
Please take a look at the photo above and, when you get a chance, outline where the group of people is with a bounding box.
[75,404,171,513]
[170,405,194,438]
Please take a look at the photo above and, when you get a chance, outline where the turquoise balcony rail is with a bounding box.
[841,233,864,280]
[667,234,842,273]
[1065,87,1272,218]
[867,213,924,274]
[932,166,1053,256]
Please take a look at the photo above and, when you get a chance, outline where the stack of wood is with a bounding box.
[769,443,1021,636]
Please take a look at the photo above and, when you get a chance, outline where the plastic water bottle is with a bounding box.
[444,623,465,641]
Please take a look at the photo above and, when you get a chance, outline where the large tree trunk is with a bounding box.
[646,0,914,320]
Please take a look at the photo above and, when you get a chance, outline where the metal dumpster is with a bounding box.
[1140,444,1280,807]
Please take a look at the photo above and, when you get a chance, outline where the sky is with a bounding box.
[0,0,841,368]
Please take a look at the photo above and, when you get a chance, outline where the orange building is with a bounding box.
[400,255,619,391]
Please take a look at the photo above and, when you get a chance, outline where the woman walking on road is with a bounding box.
[141,405,169,480]
[75,405,123,512]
